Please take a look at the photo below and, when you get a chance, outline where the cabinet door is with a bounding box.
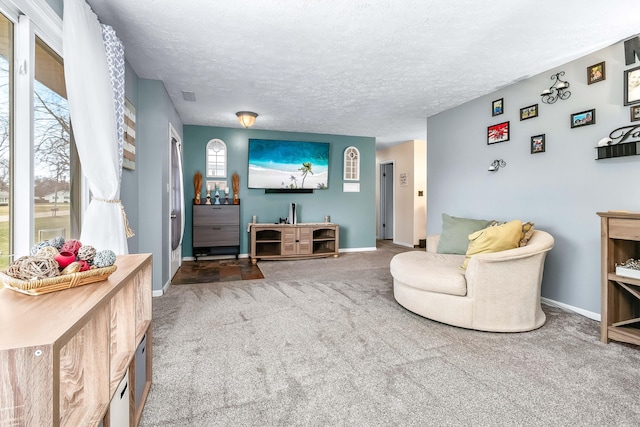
[281,228,297,255]
[193,226,239,247]
[297,227,312,255]
[193,205,239,226]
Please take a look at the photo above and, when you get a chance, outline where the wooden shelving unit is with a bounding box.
[0,254,153,426]
[249,223,339,264]
[597,211,640,346]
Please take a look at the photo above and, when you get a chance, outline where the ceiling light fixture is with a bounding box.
[488,159,506,172]
[236,111,258,128]
[540,71,571,104]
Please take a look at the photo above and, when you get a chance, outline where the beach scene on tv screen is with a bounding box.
[248,139,329,189]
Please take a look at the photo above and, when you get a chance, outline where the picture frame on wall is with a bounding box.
[570,109,596,128]
[487,121,510,145]
[519,104,538,121]
[587,61,605,85]
[531,134,545,154]
[492,98,503,116]
[624,65,640,106]
[631,105,640,122]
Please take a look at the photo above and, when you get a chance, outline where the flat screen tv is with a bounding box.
[248,139,330,190]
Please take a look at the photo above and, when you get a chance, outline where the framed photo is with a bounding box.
[624,65,640,105]
[631,105,640,122]
[492,98,503,116]
[487,121,510,145]
[520,104,538,121]
[531,134,545,154]
[587,61,605,85]
[570,109,596,128]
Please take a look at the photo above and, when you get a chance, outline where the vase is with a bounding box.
[195,193,201,205]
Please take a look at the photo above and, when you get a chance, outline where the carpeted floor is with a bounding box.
[141,241,640,426]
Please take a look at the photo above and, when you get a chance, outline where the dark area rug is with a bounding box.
[171,258,264,284]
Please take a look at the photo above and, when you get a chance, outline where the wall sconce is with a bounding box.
[236,111,258,128]
[488,159,506,172]
[540,71,571,104]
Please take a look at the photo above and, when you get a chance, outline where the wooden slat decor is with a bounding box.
[123,98,136,170]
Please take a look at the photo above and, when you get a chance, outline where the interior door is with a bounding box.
[380,162,394,240]
[169,132,184,278]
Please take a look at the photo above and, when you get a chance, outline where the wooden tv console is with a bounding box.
[0,254,152,427]
[249,223,339,264]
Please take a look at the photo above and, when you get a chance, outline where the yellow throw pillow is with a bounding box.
[461,220,523,269]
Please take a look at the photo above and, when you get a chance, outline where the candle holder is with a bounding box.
[205,188,211,205]
[214,186,221,205]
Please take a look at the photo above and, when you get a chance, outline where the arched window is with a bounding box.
[206,138,227,178]
[343,146,360,181]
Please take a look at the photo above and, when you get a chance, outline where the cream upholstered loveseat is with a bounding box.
[390,230,554,332]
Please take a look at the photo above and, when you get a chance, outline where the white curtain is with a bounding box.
[63,0,130,254]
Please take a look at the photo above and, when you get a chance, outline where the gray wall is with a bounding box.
[136,79,183,292]
[183,126,377,257]
[427,37,640,317]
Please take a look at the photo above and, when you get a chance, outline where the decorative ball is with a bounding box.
[36,246,59,258]
[48,236,65,250]
[61,261,82,275]
[77,245,97,263]
[30,241,51,256]
[61,239,82,255]
[6,256,28,278]
[77,259,91,272]
[16,256,60,280]
[93,249,116,268]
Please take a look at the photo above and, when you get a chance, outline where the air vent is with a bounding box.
[182,91,196,102]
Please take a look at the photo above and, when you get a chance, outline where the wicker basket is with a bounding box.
[0,265,117,296]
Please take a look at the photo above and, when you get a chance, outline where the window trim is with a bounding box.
[205,138,227,178]
[343,146,360,181]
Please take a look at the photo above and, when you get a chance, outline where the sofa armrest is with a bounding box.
[463,230,554,326]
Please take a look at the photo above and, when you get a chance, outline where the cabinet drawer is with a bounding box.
[193,226,239,247]
[610,218,640,240]
[193,205,239,226]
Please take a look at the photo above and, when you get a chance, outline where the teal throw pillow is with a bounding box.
[436,213,493,255]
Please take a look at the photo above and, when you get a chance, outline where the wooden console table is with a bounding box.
[597,211,640,346]
[0,254,153,426]
[249,223,339,264]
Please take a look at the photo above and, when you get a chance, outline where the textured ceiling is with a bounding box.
[86,0,640,146]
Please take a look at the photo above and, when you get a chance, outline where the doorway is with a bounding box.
[169,125,184,279]
[379,162,394,240]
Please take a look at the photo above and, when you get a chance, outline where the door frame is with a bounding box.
[168,123,184,279]
[379,160,394,240]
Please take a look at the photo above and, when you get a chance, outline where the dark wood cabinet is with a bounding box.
[192,203,240,260]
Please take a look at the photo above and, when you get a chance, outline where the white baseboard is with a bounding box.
[541,297,600,321]
[152,278,171,297]
[393,241,414,248]
[340,247,377,253]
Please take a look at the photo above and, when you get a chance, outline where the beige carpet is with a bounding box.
[141,241,640,426]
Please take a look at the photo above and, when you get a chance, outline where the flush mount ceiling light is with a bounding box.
[236,111,258,128]
[540,71,571,104]
[488,159,506,172]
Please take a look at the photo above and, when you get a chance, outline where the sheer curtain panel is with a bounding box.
[63,0,129,254]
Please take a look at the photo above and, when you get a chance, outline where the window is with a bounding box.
[0,12,12,267]
[33,36,72,243]
[206,138,227,178]
[343,146,360,181]
[0,1,79,266]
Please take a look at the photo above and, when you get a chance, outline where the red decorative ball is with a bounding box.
[77,259,91,272]
[61,239,82,255]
